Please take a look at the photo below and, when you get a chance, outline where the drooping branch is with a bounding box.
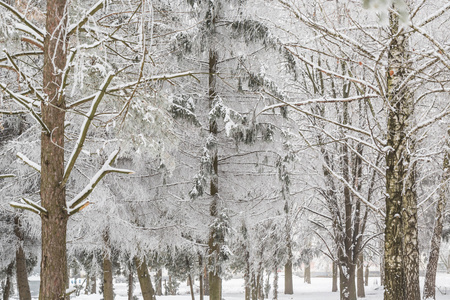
[17,152,41,172]
[67,150,134,214]
[63,72,115,185]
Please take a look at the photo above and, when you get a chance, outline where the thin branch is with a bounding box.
[17,152,41,172]
[0,174,15,178]
[0,1,44,39]
[68,0,105,36]
[63,72,115,185]
[67,150,134,213]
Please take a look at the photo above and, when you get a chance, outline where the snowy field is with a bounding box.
[24,273,450,300]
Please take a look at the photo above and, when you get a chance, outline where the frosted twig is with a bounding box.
[0,174,15,178]
[67,150,134,214]
[10,198,47,216]
[63,72,116,185]
[0,2,44,38]
[68,0,105,36]
[17,152,41,172]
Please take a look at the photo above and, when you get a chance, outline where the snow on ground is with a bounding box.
[24,273,450,300]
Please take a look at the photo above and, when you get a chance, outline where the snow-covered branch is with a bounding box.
[10,197,48,216]
[67,150,134,214]
[0,174,15,178]
[407,103,450,137]
[17,152,41,172]
[68,0,105,36]
[322,163,385,218]
[0,1,44,39]
[259,94,378,115]
[68,71,201,108]
[63,72,115,185]
[0,83,49,133]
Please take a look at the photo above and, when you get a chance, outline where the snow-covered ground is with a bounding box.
[23,273,450,300]
[43,273,450,300]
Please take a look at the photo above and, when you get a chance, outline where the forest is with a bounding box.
[0,0,449,300]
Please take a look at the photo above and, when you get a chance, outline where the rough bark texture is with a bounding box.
[384,7,419,300]
[423,151,449,300]
[128,269,134,300]
[39,0,69,299]
[134,257,156,300]
[156,269,163,296]
[357,253,365,298]
[91,275,97,294]
[365,265,369,287]
[188,274,195,300]
[14,216,31,300]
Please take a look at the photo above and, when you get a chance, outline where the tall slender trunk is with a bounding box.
[332,261,338,292]
[198,255,203,300]
[134,256,156,300]
[103,233,114,300]
[128,269,134,300]
[14,216,31,300]
[91,275,97,294]
[244,253,250,300]
[203,266,209,296]
[423,150,449,300]
[364,265,369,287]
[273,266,278,300]
[2,262,14,300]
[156,269,163,296]
[188,274,195,300]
[40,0,68,299]
[357,253,365,298]
[384,7,419,300]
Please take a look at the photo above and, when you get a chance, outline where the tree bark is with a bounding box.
[273,266,278,300]
[284,260,293,294]
[384,7,419,300]
[39,0,69,299]
[103,233,114,300]
[128,269,134,300]
[14,216,31,300]
[304,263,311,284]
[332,261,338,292]
[364,265,369,287]
[188,274,195,300]
[423,150,449,300]
[357,253,365,298]
[134,256,156,300]
[91,275,97,294]
[2,262,14,300]
[156,269,163,296]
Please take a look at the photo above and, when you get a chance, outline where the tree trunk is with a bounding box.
[203,266,209,296]
[39,0,69,299]
[304,263,311,284]
[2,262,14,300]
[357,253,365,298]
[128,269,134,300]
[384,7,419,300]
[134,256,156,300]
[188,274,195,300]
[91,275,97,294]
[103,234,114,300]
[244,256,250,300]
[273,266,278,300]
[85,276,90,294]
[284,260,293,294]
[423,151,449,300]
[332,261,338,292]
[365,265,369,287]
[156,269,162,296]
[14,216,31,300]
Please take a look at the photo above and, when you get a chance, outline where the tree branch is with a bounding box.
[17,152,41,172]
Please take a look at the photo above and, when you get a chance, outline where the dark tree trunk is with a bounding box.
[244,254,250,300]
[102,233,114,300]
[134,256,156,300]
[357,253,365,298]
[128,269,134,300]
[39,0,69,299]
[188,274,195,300]
[273,266,278,300]
[14,216,31,300]
[332,261,338,292]
[423,151,449,300]
[91,275,97,294]
[203,266,209,296]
